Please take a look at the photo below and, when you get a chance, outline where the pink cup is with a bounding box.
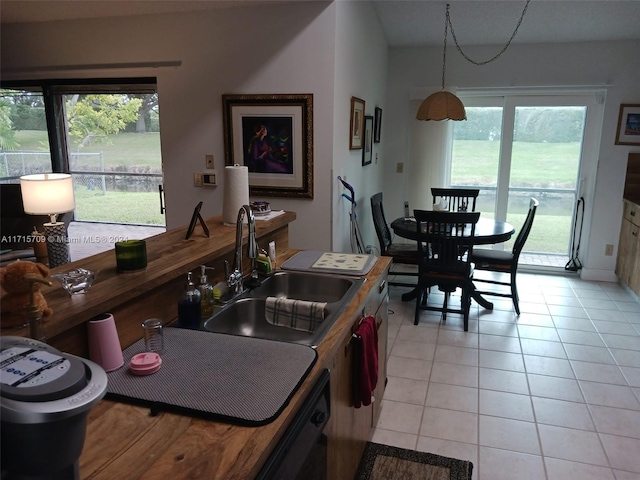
[87,313,124,372]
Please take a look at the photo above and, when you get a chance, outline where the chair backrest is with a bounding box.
[414,210,480,276]
[431,188,480,212]
[370,192,392,255]
[512,197,539,260]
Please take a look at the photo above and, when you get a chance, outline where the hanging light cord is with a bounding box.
[446,0,531,66]
[440,3,449,90]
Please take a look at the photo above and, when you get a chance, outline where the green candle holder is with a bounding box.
[115,240,147,272]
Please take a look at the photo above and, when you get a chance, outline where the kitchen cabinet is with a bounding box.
[326,275,388,480]
[617,199,640,296]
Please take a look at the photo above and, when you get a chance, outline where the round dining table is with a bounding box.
[390,216,516,308]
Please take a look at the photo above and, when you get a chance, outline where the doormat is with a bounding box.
[355,442,473,480]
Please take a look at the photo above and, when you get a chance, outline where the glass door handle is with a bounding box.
[158,184,166,214]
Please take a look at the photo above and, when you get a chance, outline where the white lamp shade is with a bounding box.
[20,173,76,215]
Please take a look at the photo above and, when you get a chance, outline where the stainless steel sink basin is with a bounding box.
[203,270,364,346]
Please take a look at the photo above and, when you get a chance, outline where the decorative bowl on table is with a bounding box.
[51,268,96,295]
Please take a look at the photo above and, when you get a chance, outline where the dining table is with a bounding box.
[390,216,516,309]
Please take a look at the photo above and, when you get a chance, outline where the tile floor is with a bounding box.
[374,271,640,480]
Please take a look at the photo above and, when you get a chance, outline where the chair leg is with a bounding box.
[462,288,471,332]
[442,292,449,322]
[415,287,424,325]
[510,273,520,315]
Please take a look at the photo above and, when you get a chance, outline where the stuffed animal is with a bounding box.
[0,260,53,328]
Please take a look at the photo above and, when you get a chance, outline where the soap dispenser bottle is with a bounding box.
[178,271,201,329]
[198,265,215,318]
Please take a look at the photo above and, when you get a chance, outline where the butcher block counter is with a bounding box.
[4,211,391,480]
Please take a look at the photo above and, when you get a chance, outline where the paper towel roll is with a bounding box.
[223,164,250,226]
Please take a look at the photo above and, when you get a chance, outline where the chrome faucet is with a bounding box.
[226,205,258,296]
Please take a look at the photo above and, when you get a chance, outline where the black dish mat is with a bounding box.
[106,327,317,426]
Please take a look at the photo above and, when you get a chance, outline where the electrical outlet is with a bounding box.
[605,244,614,256]
[396,162,404,173]
[205,154,214,169]
[194,172,203,187]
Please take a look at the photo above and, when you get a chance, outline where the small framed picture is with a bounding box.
[615,104,640,146]
[350,96,366,150]
[362,115,373,166]
[374,107,382,143]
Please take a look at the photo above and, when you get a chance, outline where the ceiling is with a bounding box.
[1,0,639,48]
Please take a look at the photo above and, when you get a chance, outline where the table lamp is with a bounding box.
[19,173,76,268]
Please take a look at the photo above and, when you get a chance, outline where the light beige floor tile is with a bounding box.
[478,321,519,337]
[564,344,615,364]
[573,287,609,297]
[548,304,588,318]
[478,334,522,353]
[419,407,478,444]
[527,374,585,402]
[434,344,479,367]
[520,338,567,358]
[579,298,617,310]
[616,301,640,313]
[523,355,575,378]
[479,389,534,422]
[479,368,529,395]
[390,339,437,361]
[570,361,627,385]
[386,355,432,381]
[429,361,478,388]
[610,348,640,367]
[384,376,429,405]
[516,312,555,327]
[479,309,519,324]
[545,295,583,307]
[601,333,640,350]
[416,436,478,467]
[600,433,640,473]
[592,320,638,336]
[518,302,550,315]
[552,316,596,332]
[589,404,640,438]
[479,349,525,372]
[437,329,479,349]
[478,446,545,480]
[479,415,540,455]
[557,329,605,347]
[586,308,624,321]
[531,396,595,431]
[517,324,561,342]
[396,324,440,343]
[538,424,608,466]
[426,383,478,413]
[371,428,417,450]
[622,366,640,387]
[579,381,640,410]
[376,400,424,435]
[613,470,640,480]
[544,457,615,480]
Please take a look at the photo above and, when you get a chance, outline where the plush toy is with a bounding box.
[0,260,53,328]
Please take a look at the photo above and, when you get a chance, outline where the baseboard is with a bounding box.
[579,268,618,283]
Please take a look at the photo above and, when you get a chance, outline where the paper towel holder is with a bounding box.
[185,201,210,239]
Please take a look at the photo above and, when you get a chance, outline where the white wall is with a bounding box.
[384,40,640,280]
[1,2,339,251]
[331,1,389,254]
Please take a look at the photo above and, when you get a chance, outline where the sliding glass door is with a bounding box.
[451,92,601,262]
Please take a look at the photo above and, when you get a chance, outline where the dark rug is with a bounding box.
[355,442,473,480]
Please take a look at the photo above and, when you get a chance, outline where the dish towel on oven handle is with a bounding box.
[265,296,327,333]
[352,315,379,408]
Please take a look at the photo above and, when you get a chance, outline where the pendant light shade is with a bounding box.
[416,91,466,121]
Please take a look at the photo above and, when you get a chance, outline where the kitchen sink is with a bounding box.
[203,270,364,346]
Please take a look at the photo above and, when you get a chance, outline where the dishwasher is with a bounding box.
[256,368,330,480]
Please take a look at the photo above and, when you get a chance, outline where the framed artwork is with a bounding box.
[615,104,640,146]
[222,93,313,198]
[362,115,373,166]
[374,107,382,143]
[350,96,366,150]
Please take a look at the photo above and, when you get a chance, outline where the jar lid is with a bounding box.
[129,353,162,376]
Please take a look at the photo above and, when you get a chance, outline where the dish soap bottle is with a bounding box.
[198,265,215,318]
[178,271,201,329]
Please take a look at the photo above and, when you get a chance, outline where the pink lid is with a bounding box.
[129,352,162,376]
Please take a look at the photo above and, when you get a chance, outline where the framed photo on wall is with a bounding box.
[615,104,640,146]
[374,107,382,143]
[362,115,373,166]
[222,93,313,198]
[350,96,365,150]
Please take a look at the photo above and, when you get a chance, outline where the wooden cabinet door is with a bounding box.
[617,218,633,286]
[372,282,389,427]
[628,223,640,294]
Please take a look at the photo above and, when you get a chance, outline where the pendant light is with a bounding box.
[417,1,531,121]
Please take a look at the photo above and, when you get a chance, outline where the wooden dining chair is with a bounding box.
[431,188,480,212]
[370,192,418,288]
[471,198,539,315]
[413,210,480,331]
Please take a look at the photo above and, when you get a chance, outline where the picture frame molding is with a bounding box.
[222,93,313,198]
[362,115,374,166]
[374,107,382,143]
[350,96,366,150]
[615,103,640,146]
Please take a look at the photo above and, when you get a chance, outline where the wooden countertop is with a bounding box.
[79,255,392,480]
